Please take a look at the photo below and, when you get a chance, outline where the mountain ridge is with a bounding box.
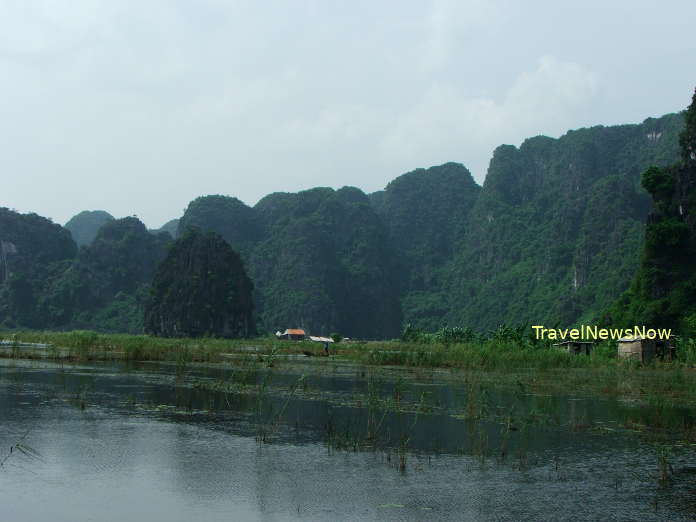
[0,110,687,337]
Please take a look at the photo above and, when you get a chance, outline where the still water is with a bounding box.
[0,358,694,521]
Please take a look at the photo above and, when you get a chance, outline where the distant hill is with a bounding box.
[64,210,114,247]
[152,218,179,239]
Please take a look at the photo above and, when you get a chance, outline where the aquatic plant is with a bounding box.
[0,430,42,470]
[68,330,99,360]
[656,445,674,485]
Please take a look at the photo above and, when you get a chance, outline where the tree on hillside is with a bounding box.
[144,227,255,338]
[602,88,696,332]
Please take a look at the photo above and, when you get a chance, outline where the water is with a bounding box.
[0,359,694,521]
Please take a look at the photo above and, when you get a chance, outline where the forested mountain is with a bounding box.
[64,210,115,247]
[0,108,690,338]
[179,195,261,259]
[364,113,683,332]
[439,113,684,331]
[177,188,402,338]
[145,227,255,338]
[0,208,77,328]
[604,91,696,333]
[40,217,171,332]
[370,163,481,330]
[251,186,401,338]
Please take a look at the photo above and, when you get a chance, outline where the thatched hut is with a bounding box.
[553,341,594,355]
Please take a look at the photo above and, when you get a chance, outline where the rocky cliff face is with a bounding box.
[443,113,684,331]
[604,91,696,331]
[178,195,262,259]
[252,186,402,338]
[145,228,255,338]
[370,162,480,330]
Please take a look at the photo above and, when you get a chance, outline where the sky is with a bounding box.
[1,1,695,228]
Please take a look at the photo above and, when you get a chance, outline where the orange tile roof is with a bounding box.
[285,329,306,335]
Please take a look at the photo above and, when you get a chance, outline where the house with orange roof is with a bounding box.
[277,328,306,341]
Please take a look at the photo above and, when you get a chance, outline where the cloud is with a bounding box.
[0,1,692,227]
[380,56,599,181]
[420,0,502,71]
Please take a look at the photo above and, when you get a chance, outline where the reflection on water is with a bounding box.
[0,359,694,521]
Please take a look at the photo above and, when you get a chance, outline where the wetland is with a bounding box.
[1,338,696,521]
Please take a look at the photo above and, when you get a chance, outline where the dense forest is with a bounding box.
[369,114,683,331]
[1,100,693,339]
[0,215,170,332]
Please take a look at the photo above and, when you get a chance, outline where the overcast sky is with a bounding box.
[1,1,695,228]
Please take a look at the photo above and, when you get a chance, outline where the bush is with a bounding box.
[401,324,430,343]
[434,326,478,344]
[641,165,674,198]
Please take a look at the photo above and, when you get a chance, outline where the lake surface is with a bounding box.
[0,358,694,521]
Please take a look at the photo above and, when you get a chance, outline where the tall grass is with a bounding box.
[0,330,281,363]
[360,339,619,371]
[2,329,695,374]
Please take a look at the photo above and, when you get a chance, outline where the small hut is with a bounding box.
[309,336,334,344]
[553,341,594,355]
[277,328,306,341]
[617,336,655,362]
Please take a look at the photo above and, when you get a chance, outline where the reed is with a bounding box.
[656,445,674,485]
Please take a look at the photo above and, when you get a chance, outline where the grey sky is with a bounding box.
[1,1,694,228]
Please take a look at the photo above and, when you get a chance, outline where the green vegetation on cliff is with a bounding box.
[145,227,255,338]
[179,195,261,258]
[440,113,684,331]
[175,189,401,338]
[370,162,481,330]
[252,186,402,338]
[604,90,696,333]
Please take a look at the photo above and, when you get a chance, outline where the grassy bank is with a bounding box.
[2,329,696,370]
